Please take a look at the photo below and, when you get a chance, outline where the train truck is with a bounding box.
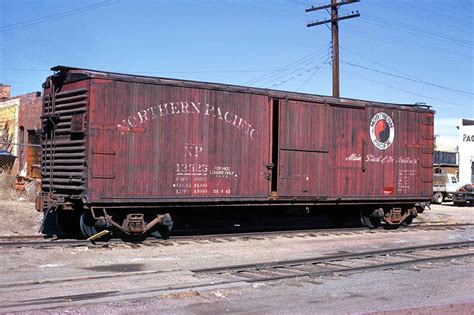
[36,66,434,239]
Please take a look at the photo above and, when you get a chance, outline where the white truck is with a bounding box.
[432,172,462,204]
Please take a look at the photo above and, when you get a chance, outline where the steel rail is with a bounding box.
[0,241,472,312]
[1,240,472,290]
[0,223,471,248]
[191,240,474,274]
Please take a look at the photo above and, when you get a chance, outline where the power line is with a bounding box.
[177,1,302,22]
[341,69,466,108]
[432,0,473,20]
[261,55,329,88]
[340,46,419,80]
[344,24,472,61]
[0,0,118,32]
[376,1,472,28]
[0,67,329,75]
[341,61,473,96]
[402,1,473,27]
[295,62,327,91]
[216,1,306,19]
[254,51,329,87]
[132,69,309,74]
[269,57,331,89]
[243,43,330,85]
[267,1,307,10]
[362,16,472,47]
[0,68,50,72]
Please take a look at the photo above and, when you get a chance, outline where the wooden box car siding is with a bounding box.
[41,67,434,206]
[277,101,433,200]
[278,100,330,197]
[326,106,433,199]
[88,79,271,202]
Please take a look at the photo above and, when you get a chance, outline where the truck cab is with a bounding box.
[433,172,461,204]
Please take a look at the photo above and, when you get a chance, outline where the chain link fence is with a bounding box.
[0,142,41,201]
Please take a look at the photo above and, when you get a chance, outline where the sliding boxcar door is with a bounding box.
[277,99,329,198]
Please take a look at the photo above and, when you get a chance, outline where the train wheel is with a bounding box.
[383,223,400,230]
[56,211,81,237]
[402,216,413,227]
[41,209,81,238]
[147,216,174,240]
[79,211,108,240]
[41,210,62,237]
[360,210,381,229]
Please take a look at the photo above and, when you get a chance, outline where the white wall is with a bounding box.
[458,120,474,184]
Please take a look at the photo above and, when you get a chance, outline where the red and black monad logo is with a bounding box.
[370,112,394,150]
[375,119,390,142]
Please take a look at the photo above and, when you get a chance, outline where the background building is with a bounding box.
[0,84,42,177]
[458,119,474,184]
[433,138,458,176]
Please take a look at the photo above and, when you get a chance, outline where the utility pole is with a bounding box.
[306,0,360,98]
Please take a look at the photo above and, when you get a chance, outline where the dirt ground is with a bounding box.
[0,173,42,236]
[0,200,42,236]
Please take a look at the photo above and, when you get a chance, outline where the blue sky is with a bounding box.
[0,0,472,144]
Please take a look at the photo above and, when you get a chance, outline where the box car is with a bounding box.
[38,66,434,238]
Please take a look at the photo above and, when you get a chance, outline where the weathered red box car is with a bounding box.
[38,66,434,238]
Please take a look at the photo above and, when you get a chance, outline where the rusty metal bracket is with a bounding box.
[90,207,172,236]
[39,193,66,211]
[383,207,416,225]
[384,207,402,225]
[123,213,145,234]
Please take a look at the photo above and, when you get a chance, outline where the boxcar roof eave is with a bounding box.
[46,65,435,114]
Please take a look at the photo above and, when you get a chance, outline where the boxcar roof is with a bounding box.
[46,65,434,113]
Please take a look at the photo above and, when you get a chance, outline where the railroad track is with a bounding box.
[0,223,471,248]
[0,240,472,312]
[192,240,474,278]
